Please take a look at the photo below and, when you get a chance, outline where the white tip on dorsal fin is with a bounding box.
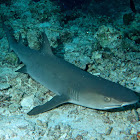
[40,32,53,55]
[18,33,23,44]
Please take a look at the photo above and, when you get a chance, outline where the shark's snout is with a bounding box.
[121,98,139,107]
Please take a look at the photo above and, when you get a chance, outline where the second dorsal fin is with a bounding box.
[18,33,23,44]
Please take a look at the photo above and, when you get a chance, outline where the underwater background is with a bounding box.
[0,0,140,139]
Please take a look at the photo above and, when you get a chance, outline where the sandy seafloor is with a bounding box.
[0,0,140,139]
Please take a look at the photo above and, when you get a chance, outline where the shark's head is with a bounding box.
[79,82,139,110]
[93,90,139,110]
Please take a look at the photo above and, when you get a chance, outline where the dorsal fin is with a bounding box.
[18,33,23,44]
[40,32,53,55]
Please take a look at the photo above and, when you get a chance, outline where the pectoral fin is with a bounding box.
[27,94,69,115]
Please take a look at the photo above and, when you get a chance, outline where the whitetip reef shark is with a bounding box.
[2,21,139,116]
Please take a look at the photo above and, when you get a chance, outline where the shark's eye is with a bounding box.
[104,97,111,102]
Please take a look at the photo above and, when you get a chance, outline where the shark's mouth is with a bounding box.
[104,101,136,109]
[103,100,138,109]
[103,105,122,109]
